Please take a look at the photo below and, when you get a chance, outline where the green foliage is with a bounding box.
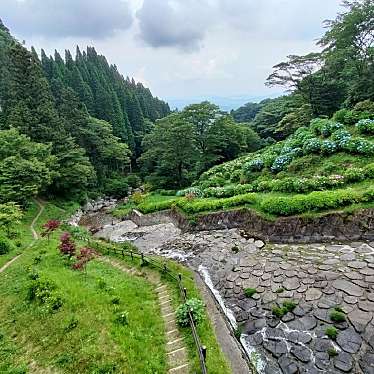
[0,234,14,255]
[272,300,297,318]
[0,202,23,234]
[244,288,257,298]
[325,326,338,340]
[176,298,205,327]
[114,311,129,326]
[0,129,55,204]
[327,348,338,357]
[260,187,374,216]
[330,310,346,323]
[27,276,63,313]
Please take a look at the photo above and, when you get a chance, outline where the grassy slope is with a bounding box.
[102,251,231,374]
[0,203,167,374]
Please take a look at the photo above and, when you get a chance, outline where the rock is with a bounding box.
[343,295,358,304]
[245,318,266,334]
[358,300,374,312]
[336,328,362,353]
[287,331,312,344]
[305,288,322,301]
[334,351,353,372]
[348,308,372,333]
[359,352,374,374]
[315,352,330,371]
[265,327,285,340]
[278,355,299,374]
[290,345,311,363]
[348,261,367,269]
[332,279,364,297]
[254,240,265,248]
[282,312,294,322]
[263,340,288,358]
[314,338,333,352]
[283,278,300,291]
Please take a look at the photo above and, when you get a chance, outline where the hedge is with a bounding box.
[260,188,374,216]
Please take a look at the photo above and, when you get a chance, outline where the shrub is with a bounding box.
[333,108,357,125]
[72,247,97,271]
[176,187,204,198]
[125,174,142,189]
[244,288,257,298]
[176,298,205,327]
[330,310,346,323]
[332,129,352,148]
[0,235,14,255]
[343,138,374,155]
[137,199,177,214]
[303,138,322,154]
[271,154,293,173]
[176,193,257,214]
[356,119,374,134]
[131,191,146,204]
[343,168,365,183]
[321,140,337,155]
[27,277,63,313]
[325,326,338,340]
[260,188,369,216]
[272,300,297,318]
[114,310,129,326]
[328,348,338,357]
[243,159,264,173]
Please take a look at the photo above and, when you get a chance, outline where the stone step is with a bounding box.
[168,363,189,374]
[167,347,188,368]
[161,305,174,315]
[166,337,185,353]
[164,313,176,323]
[166,328,180,341]
[165,320,178,333]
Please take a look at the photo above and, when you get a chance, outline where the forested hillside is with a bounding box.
[0,19,169,203]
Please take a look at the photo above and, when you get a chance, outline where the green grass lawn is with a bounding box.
[0,236,167,373]
[101,249,232,374]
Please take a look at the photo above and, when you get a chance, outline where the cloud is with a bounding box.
[0,0,133,39]
[136,0,216,51]
[136,0,342,52]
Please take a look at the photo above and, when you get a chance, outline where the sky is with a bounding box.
[0,0,344,109]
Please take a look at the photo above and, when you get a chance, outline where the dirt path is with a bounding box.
[30,199,44,240]
[0,198,44,274]
[98,256,190,373]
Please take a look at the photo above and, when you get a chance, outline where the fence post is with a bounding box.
[178,273,182,282]
[130,250,133,260]
[121,249,124,258]
[202,346,207,361]
[163,263,167,273]
[183,287,187,299]
[141,253,144,265]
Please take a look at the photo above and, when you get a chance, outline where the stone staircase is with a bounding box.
[154,283,189,373]
[98,257,189,373]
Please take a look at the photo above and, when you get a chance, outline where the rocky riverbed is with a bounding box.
[90,215,374,373]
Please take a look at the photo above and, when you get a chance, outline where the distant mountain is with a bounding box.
[166,93,282,112]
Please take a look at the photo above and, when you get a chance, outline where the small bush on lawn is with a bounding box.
[114,311,129,326]
[244,288,257,298]
[27,276,63,313]
[176,298,205,327]
[0,234,15,255]
[325,326,338,340]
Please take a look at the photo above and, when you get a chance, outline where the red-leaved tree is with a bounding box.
[58,232,76,257]
[72,247,97,272]
[41,220,60,241]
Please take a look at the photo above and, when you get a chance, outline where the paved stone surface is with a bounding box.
[94,221,374,373]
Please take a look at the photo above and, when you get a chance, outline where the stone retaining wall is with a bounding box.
[167,208,374,243]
